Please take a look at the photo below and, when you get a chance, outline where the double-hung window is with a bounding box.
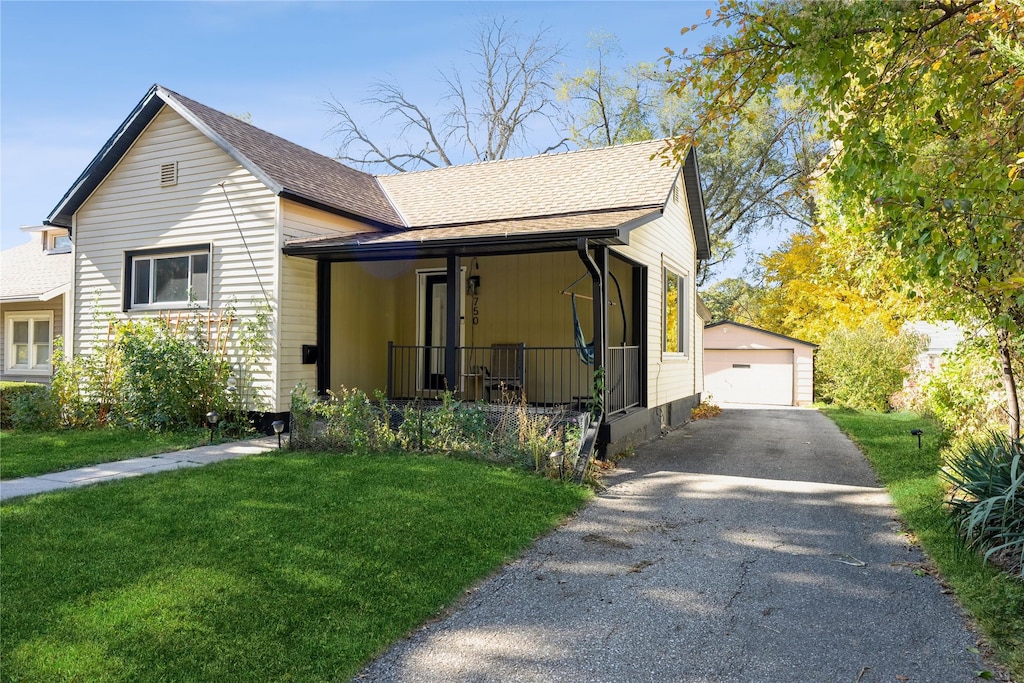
[5,312,53,373]
[125,245,210,310]
[663,266,688,356]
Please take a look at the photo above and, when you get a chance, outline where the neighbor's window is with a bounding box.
[5,312,53,373]
[126,246,210,309]
[663,267,688,355]
[48,233,72,252]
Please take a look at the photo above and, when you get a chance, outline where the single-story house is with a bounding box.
[0,225,73,384]
[43,84,711,453]
[703,321,816,406]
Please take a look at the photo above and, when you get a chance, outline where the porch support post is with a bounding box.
[316,259,332,396]
[594,246,609,371]
[444,255,462,393]
[577,239,606,410]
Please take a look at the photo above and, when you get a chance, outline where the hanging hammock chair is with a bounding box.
[565,271,627,366]
[571,293,596,365]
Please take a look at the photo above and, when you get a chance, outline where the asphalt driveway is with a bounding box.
[356,407,992,682]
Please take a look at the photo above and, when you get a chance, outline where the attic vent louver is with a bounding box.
[160,162,178,187]
[672,184,680,205]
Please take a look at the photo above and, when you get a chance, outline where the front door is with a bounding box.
[423,274,447,389]
[418,269,465,391]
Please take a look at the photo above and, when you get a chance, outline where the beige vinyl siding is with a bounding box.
[73,105,281,410]
[278,253,319,401]
[281,199,379,240]
[327,252,636,404]
[329,262,400,393]
[0,298,65,384]
[278,200,380,405]
[613,173,699,408]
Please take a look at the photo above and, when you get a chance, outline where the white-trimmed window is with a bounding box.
[5,312,53,373]
[663,267,688,355]
[47,233,72,253]
[125,245,210,310]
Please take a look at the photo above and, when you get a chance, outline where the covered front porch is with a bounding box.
[284,224,652,446]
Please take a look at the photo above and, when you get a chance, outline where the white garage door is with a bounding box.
[704,349,794,406]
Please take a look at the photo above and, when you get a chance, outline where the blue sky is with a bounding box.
[1,1,724,255]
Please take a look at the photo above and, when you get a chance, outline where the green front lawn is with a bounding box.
[0,428,209,480]
[821,407,1024,678]
[0,452,591,681]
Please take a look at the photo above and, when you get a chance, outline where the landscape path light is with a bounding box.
[206,411,220,445]
[272,420,286,449]
[910,428,923,449]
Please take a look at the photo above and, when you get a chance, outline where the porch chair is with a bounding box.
[483,343,525,402]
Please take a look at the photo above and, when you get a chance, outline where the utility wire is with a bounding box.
[218,181,272,308]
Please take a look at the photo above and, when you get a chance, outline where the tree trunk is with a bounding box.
[996,327,1020,441]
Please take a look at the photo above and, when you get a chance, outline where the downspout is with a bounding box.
[577,238,605,363]
[573,238,607,483]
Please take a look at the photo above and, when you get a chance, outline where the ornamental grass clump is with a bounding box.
[943,432,1024,578]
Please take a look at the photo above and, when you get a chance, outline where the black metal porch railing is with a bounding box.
[386,343,641,415]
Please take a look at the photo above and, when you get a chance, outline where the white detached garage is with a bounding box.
[703,321,816,406]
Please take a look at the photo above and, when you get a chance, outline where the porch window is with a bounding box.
[125,245,210,310]
[4,312,53,373]
[663,267,688,355]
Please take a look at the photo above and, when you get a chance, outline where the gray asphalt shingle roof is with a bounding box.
[159,87,403,227]
[0,239,71,301]
[46,85,709,259]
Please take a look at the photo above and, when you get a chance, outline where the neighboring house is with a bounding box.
[44,84,711,453]
[703,321,816,406]
[906,320,965,372]
[0,226,72,384]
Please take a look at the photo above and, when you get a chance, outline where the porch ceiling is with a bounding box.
[282,207,661,261]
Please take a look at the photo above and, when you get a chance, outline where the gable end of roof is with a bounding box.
[46,85,165,229]
[46,84,405,231]
[683,146,712,261]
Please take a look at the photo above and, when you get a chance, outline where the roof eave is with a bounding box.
[705,320,819,348]
[279,191,402,232]
[46,84,166,229]
[683,147,712,261]
[283,225,629,262]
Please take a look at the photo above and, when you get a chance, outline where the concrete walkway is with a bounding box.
[0,436,280,501]
[356,408,997,682]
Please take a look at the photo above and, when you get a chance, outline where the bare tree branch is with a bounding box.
[324,17,567,172]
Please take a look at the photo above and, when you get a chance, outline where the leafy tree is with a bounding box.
[325,18,569,171]
[666,0,1024,437]
[750,226,916,344]
[700,277,762,324]
[560,35,827,284]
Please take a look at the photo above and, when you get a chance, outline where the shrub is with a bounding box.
[944,432,1024,577]
[112,317,229,431]
[42,303,269,435]
[8,385,61,431]
[815,321,923,411]
[289,384,395,453]
[923,338,1014,448]
[1,382,53,430]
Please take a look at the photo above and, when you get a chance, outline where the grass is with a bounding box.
[0,428,209,480]
[0,451,591,682]
[821,407,1024,678]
